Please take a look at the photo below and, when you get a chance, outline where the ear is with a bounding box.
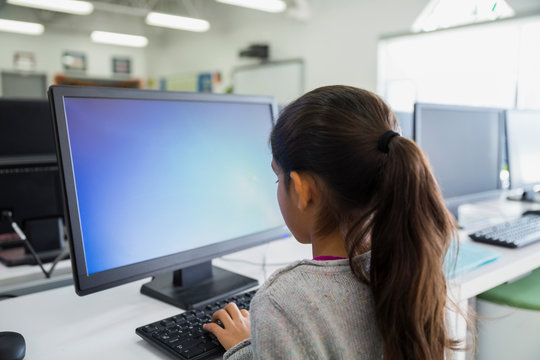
[289,171,315,211]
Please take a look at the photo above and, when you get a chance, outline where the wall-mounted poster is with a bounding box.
[62,51,86,72]
[13,51,36,72]
[112,57,131,75]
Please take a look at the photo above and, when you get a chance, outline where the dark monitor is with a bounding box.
[506,109,540,202]
[394,111,413,139]
[0,99,65,265]
[49,85,289,309]
[414,103,504,217]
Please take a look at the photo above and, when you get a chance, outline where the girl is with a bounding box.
[203,85,461,359]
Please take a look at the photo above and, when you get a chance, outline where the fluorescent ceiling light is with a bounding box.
[7,0,93,15]
[216,0,286,13]
[91,31,148,48]
[0,18,44,35]
[145,12,210,32]
[412,0,515,32]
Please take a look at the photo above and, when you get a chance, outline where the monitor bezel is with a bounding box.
[49,85,286,296]
[413,102,505,205]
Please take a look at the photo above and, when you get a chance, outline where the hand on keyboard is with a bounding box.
[136,289,256,360]
[203,302,251,350]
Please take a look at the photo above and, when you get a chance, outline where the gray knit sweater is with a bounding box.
[224,252,384,359]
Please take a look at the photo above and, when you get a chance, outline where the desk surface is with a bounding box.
[0,258,72,297]
[0,239,312,360]
[2,198,540,360]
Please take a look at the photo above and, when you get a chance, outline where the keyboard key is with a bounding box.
[181,346,204,359]
[141,325,157,333]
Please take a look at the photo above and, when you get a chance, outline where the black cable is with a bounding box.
[46,247,70,275]
[10,220,51,278]
[2,210,68,279]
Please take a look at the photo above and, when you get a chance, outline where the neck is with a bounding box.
[311,230,348,258]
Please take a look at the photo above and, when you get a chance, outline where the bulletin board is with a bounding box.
[233,59,304,107]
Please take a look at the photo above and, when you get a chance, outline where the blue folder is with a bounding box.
[444,241,501,279]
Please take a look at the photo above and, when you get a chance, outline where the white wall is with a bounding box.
[1,0,539,99]
[0,29,148,97]
[378,15,540,111]
[146,0,427,94]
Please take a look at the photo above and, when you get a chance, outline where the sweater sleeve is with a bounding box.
[223,339,253,360]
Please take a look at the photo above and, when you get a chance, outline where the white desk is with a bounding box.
[0,239,312,360]
[2,199,540,360]
[451,197,540,300]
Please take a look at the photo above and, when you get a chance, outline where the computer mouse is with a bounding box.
[0,331,25,360]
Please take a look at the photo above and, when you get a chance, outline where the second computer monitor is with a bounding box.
[414,103,504,215]
[506,109,540,201]
[0,99,64,265]
[394,111,413,139]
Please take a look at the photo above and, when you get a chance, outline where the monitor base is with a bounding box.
[507,190,540,203]
[141,261,258,310]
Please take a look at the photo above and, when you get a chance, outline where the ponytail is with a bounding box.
[348,135,460,359]
[271,85,463,360]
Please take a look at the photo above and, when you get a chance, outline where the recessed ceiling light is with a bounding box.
[90,31,148,48]
[7,0,93,15]
[145,12,210,32]
[216,0,286,13]
[0,18,44,35]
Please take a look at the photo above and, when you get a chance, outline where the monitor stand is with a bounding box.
[140,261,258,310]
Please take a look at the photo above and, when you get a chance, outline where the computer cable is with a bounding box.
[1,210,69,279]
[219,244,292,281]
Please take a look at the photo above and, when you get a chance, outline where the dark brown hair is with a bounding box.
[271,85,461,359]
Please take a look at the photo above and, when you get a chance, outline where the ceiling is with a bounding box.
[0,0,539,39]
[0,0,303,38]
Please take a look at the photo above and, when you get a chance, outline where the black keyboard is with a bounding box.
[136,289,257,360]
[469,214,540,248]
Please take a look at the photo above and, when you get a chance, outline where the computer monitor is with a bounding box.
[506,109,540,202]
[414,103,504,217]
[0,99,65,265]
[394,111,413,139]
[49,85,289,309]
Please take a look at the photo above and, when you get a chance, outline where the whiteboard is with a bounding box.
[233,59,304,106]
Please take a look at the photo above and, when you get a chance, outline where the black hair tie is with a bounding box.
[377,130,399,154]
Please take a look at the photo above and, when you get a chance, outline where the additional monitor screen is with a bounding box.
[414,103,503,214]
[506,110,540,191]
[49,86,288,309]
[0,99,57,161]
[0,99,64,260]
[394,111,413,139]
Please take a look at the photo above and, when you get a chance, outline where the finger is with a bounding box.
[223,302,243,320]
[202,322,226,337]
[211,308,233,328]
[240,309,250,317]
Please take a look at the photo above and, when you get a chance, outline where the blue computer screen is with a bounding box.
[63,98,283,275]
